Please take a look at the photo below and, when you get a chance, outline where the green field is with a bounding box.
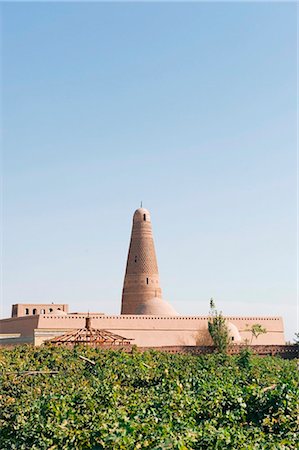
[0,345,298,449]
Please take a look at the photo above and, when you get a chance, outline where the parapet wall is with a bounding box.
[37,314,284,346]
[0,316,39,336]
[1,314,285,347]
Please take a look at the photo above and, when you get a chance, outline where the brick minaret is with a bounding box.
[121,208,162,314]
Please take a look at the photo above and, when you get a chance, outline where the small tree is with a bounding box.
[245,324,267,344]
[208,298,230,354]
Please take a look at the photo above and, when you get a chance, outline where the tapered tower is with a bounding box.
[121,207,178,316]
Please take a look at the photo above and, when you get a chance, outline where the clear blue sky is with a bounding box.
[1,2,297,340]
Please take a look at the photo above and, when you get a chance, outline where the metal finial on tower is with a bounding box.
[140,201,143,208]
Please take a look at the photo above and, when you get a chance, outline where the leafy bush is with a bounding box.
[237,347,253,370]
[0,345,298,449]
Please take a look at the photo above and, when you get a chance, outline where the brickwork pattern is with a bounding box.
[117,345,299,360]
[121,208,162,314]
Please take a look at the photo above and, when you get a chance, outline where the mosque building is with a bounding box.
[0,207,285,347]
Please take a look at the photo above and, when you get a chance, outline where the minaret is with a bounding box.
[121,208,162,314]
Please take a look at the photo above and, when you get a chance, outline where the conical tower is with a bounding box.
[121,208,162,314]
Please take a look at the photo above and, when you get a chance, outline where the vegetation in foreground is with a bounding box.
[0,345,298,450]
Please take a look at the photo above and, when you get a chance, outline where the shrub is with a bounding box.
[208,298,230,353]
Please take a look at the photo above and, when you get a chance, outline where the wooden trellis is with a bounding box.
[48,317,133,347]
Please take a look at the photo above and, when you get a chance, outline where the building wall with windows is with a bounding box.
[11,303,69,318]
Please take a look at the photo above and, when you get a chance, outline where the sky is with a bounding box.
[1,2,297,340]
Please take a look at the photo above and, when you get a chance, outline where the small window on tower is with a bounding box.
[146,278,149,284]
[143,214,146,221]
[134,256,137,263]
[32,308,37,315]
[25,308,29,315]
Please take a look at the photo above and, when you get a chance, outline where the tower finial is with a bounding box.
[140,200,143,208]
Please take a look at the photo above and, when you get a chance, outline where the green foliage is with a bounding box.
[0,345,298,449]
[208,298,230,353]
[237,347,253,370]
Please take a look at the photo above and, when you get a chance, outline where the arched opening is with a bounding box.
[32,308,37,315]
[25,308,29,315]
[146,277,149,285]
[143,214,146,221]
[49,308,53,313]
[40,309,45,314]
[134,256,137,263]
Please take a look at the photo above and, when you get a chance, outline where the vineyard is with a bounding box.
[0,345,298,449]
